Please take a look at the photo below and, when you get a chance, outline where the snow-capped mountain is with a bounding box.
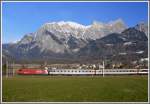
[15,19,126,53]
[2,19,148,63]
[34,19,126,40]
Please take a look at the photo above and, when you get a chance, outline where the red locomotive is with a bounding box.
[16,68,48,75]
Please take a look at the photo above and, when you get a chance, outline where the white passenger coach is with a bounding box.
[47,68,148,75]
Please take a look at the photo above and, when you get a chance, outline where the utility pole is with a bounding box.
[6,61,8,78]
[99,63,101,76]
[103,61,105,77]
[44,61,47,68]
[12,62,14,77]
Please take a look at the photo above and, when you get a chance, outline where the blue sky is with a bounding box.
[2,2,148,43]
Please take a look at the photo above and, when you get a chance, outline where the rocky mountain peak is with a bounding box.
[91,21,104,29]
[108,19,125,26]
[135,22,148,36]
[18,33,35,45]
[45,21,86,29]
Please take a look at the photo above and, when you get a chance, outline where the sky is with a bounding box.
[2,2,148,43]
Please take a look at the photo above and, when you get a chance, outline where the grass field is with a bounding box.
[2,75,148,102]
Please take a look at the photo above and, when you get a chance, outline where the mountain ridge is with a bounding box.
[2,20,148,64]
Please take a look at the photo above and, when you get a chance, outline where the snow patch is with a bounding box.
[72,48,80,52]
[106,44,113,46]
[119,52,127,55]
[136,51,144,54]
[124,42,132,45]
[121,37,126,41]
[46,21,91,29]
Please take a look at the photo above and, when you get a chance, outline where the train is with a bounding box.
[17,68,48,75]
[16,68,148,75]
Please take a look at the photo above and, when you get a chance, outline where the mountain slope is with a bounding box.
[77,27,148,63]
